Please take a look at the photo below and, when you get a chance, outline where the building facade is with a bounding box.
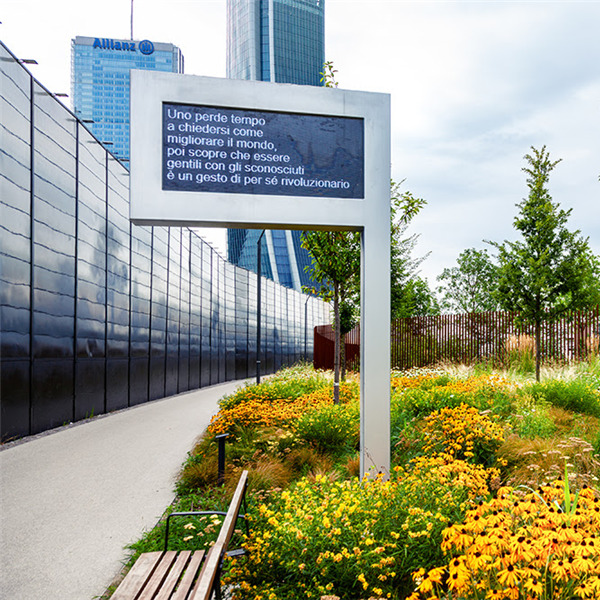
[0,40,328,442]
[71,36,184,161]
[226,0,325,291]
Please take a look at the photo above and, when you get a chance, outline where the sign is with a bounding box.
[130,72,391,478]
[92,38,155,54]
[162,104,364,198]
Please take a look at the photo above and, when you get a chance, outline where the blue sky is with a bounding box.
[3,0,599,286]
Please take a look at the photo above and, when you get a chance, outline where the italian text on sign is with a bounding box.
[162,104,364,198]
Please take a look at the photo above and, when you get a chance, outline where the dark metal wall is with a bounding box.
[0,42,329,442]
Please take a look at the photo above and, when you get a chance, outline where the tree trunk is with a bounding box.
[333,282,340,404]
[535,318,541,382]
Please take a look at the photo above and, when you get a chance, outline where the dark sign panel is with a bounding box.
[162,103,364,198]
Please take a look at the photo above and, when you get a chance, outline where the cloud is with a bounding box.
[3,0,599,287]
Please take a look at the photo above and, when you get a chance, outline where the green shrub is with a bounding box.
[526,379,600,417]
[510,396,557,439]
[294,402,359,456]
[392,386,463,418]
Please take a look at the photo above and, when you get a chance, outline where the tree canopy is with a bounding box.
[489,145,600,380]
[437,248,500,314]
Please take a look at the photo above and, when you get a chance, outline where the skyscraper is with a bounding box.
[226,0,325,291]
[71,36,184,161]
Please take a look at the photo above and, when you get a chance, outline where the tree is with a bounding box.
[301,230,360,403]
[393,277,440,318]
[437,248,500,314]
[489,146,600,380]
[390,182,432,319]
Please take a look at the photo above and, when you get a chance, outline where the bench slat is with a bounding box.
[190,470,249,600]
[137,551,178,600]
[112,552,163,600]
[166,550,205,600]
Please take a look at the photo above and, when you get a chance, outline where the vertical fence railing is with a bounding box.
[314,307,600,372]
[388,308,600,370]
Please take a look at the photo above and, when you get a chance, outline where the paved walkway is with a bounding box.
[0,380,246,600]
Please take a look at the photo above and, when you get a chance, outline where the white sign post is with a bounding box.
[130,71,391,477]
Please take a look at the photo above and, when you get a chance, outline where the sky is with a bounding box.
[2,0,599,288]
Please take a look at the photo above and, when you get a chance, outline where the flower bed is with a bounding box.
[113,362,600,600]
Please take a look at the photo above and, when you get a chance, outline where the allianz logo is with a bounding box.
[92,38,155,55]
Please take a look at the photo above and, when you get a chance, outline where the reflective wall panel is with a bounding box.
[0,41,330,441]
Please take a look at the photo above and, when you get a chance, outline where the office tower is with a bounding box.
[71,36,184,161]
[226,0,325,291]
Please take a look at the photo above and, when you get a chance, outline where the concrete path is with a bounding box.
[0,380,246,600]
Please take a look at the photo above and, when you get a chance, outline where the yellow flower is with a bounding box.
[524,578,543,595]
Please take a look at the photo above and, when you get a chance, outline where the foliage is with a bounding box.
[227,457,497,600]
[127,484,242,559]
[320,60,338,88]
[218,369,330,411]
[394,277,440,319]
[391,372,517,420]
[489,146,600,380]
[390,182,432,320]
[509,395,557,440]
[437,248,500,314]
[294,401,360,457]
[408,479,600,600]
[525,378,600,418]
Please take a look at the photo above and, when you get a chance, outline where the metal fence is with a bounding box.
[313,307,600,372]
[0,42,329,442]
[391,307,600,370]
[313,325,360,371]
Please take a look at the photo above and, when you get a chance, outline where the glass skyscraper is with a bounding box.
[71,36,184,161]
[226,0,325,291]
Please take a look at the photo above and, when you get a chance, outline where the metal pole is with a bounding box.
[256,230,265,384]
[304,294,310,362]
[216,433,229,485]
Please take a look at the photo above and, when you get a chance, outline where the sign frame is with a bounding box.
[130,71,391,477]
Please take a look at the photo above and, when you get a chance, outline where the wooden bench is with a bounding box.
[112,470,248,600]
